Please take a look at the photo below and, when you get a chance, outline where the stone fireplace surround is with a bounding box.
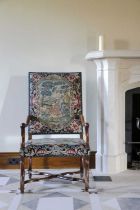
[86,50,140,173]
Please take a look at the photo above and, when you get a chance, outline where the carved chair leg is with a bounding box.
[20,156,25,193]
[80,157,83,178]
[85,155,90,191]
[82,155,89,192]
[28,157,32,179]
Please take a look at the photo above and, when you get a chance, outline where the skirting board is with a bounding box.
[0,151,96,169]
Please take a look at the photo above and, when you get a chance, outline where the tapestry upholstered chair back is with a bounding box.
[20,72,90,193]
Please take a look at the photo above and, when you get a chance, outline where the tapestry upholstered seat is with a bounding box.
[20,72,90,193]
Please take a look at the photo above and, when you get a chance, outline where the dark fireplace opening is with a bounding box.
[125,87,140,169]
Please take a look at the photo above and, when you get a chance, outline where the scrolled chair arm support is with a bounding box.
[20,123,26,147]
[80,115,89,145]
[84,122,89,145]
[20,115,39,147]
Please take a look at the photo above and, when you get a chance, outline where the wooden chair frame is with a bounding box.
[20,115,90,193]
[20,72,90,193]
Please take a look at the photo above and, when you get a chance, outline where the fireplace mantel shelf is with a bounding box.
[85,50,140,60]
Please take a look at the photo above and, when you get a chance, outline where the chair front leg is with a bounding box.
[80,157,83,178]
[82,155,89,192]
[20,156,25,193]
[28,157,32,179]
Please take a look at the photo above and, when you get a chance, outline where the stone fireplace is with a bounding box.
[86,50,140,173]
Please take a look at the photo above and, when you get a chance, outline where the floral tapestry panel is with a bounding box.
[29,72,82,134]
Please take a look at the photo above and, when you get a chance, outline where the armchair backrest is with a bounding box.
[29,72,83,135]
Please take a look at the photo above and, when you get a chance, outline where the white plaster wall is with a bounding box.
[0,0,88,152]
[0,0,140,152]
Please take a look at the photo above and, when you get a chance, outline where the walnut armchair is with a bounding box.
[20,72,90,193]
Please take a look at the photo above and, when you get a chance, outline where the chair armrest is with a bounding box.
[26,115,38,125]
